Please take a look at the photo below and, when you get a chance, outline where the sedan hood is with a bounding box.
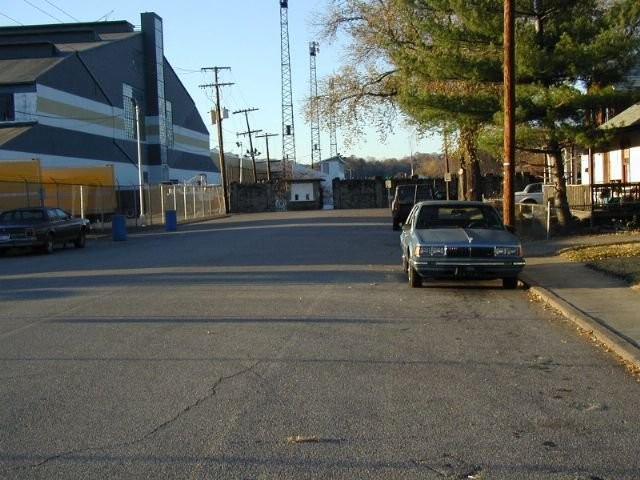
[416,227,519,245]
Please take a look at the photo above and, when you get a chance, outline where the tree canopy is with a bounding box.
[312,0,640,225]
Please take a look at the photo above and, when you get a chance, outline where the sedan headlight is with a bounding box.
[413,245,445,257]
[495,246,521,257]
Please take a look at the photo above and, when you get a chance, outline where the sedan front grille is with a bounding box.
[446,247,494,258]
[446,246,469,257]
[471,247,495,258]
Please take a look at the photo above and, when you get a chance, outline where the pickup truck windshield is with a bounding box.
[396,185,433,203]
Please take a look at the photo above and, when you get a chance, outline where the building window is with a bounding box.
[0,93,15,121]
[123,84,144,140]
[166,100,174,147]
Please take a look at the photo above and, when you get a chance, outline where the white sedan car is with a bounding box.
[400,201,526,289]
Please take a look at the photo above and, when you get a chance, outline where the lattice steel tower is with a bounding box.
[328,79,338,158]
[280,1,296,175]
[309,41,321,169]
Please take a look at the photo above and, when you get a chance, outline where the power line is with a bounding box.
[233,108,261,183]
[22,0,64,23]
[43,0,80,22]
[0,11,24,25]
[95,10,114,22]
[172,67,201,74]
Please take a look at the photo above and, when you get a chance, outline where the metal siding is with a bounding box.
[1,17,211,181]
[167,149,218,174]
[39,54,110,104]
[3,124,135,165]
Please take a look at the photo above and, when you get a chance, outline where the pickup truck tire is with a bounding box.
[502,277,518,289]
[42,233,54,254]
[74,229,87,248]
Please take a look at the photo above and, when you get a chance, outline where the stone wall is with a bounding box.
[229,181,323,213]
[230,175,538,212]
[332,178,388,209]
[332,175,543,208]
[229,182,277,213]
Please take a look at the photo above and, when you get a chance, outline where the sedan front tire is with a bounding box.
[408,264,422,288]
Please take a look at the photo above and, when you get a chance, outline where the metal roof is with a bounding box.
[0,57,63,84]
[0,125,32,146]
[0,17,139,86]
[600,102,640,130]
[0,21,134,37]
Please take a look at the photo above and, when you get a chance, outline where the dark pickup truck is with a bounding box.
[391,184,436,230]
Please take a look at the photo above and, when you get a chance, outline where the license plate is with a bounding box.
[456,266,478,277]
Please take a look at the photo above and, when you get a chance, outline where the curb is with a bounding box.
[86,214,230,240]
[520,274,640,370]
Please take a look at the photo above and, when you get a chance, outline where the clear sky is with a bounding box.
[1,0,442,162]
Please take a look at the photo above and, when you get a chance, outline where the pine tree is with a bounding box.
[510,0,640,226]
[315,0,640,223]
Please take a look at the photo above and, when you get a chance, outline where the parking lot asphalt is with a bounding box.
[88,216,640,369]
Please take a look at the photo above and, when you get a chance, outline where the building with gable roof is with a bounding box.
[580,102,640,185]
[0,12,218,186]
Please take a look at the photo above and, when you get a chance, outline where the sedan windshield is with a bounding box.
[416,205,504,230]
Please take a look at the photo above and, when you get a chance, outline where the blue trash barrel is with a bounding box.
[165,210,177,231]
[112,214,127,241]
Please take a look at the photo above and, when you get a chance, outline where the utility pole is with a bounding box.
[134,101,145,224]
[256,133,278,181]
[503,0,516,228]
[443,128,451,201]
[235,141,244,183]
[200,67,233,213]
[233,108,261,183]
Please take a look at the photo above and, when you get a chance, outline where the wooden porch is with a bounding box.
[563,182,640,222]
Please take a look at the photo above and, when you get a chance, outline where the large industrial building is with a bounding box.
[0,12,218,186]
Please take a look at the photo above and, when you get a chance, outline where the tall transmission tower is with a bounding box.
[280,0,296,177]
[309,41,321,169]
[328,79,338,158]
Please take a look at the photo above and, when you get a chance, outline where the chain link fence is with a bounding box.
[487,199,568,241]
[0,180,225,230]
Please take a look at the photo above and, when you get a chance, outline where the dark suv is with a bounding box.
[391,184,436,230]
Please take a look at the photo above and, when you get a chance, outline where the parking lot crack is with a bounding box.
[3,362,260,473]
[136,361,260,441]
